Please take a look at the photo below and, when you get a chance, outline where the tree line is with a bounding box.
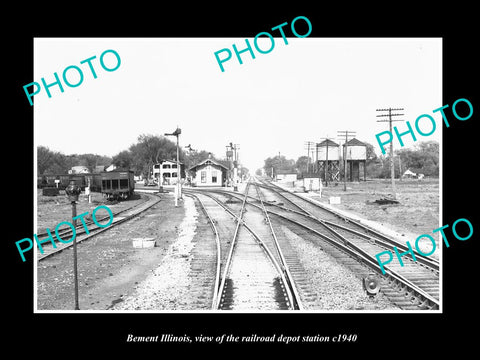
[38,134,249,179]
[37,146,112,175]
[259,140,439,179]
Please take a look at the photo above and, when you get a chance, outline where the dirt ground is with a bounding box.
[36,179,440,311]
[307,178,440,250]
[36,190,147,233]
[36,191,187,310]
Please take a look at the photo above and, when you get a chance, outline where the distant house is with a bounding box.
[69,165,89,174]
[189,157,228,187]
[402,169,424,179]
[93,165,106,173]
[105,164,117,172]
[402,169,416,178]
[153,160,185,185]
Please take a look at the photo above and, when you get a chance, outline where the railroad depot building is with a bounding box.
[153,160,185,185]
[189,158,228,187]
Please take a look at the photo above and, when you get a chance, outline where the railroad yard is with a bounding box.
[36,177,439,312]
[15,13,478,355]
[313,179,439,242]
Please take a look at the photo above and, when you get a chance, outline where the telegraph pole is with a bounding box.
[318,136,333,187]
[337,131,356,191]
[376,108,404,199]
[304,141,315,173]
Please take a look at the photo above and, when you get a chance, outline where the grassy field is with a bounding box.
[313,178,440,241]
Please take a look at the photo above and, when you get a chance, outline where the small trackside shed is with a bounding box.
[275,170,297,182]
[189,158,228,187]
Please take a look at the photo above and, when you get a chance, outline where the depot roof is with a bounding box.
[189,158,229,171]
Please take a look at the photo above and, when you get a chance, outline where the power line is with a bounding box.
[304,141,316,173]
[376,107,404,198]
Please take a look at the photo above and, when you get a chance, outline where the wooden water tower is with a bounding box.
[342,138,367,181]
[316,139,341,183]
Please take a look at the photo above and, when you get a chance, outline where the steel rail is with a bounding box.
[36,193,153,241]
[214,182,250,310]
[256,179,440,271]
[37,194,162,261]
[190,186,439,310]
[184,193,222,310]
[203,187,439,271]
[186,184,299,310]
[250,201,440,309]
[220,185,439,272]
[255,182,310,215]
[251,182,304,310]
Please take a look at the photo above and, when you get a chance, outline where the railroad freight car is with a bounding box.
[37,174,87,189]
[84,173,103,192]
[100,170,135,200]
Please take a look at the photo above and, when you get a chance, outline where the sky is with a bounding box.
[34,38,442,172]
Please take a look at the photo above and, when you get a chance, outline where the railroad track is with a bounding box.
[257,179,440,268]
[184,193,222,310]
[37,193,161,261]
[190,178,440,310]
[184,182,302,311]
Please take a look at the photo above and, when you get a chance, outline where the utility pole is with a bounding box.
[398,156,402,182]
[318,136,333,187]
[337,131,356,191]
[304,141,315,173]
[376,108,404,199]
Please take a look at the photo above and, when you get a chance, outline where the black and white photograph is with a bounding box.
[7,5,478,353]
[33,37,442,313]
